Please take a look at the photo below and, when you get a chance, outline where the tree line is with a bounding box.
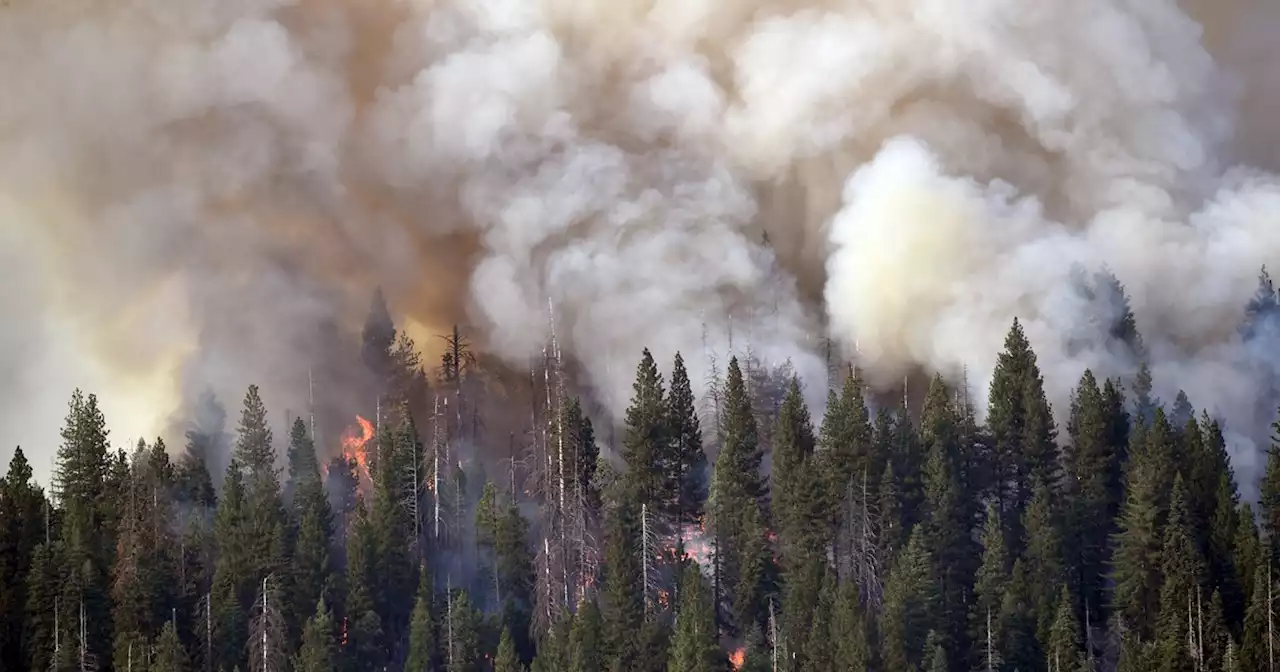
[6,275,1280,671]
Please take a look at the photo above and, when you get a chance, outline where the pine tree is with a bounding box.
[294,599,336,672]
[919,375,975,665]
[493,501,535,660]
[290,422,334,649]
[568,599,604,672]
[24,539,63,671]
[531,614,569,672]
[362,288,398,396]
[496,628,522,672]
[51,390,114,664]
[803,568,836,672]
[733,496,771,636]
[234,385,275,478]
[711,357,766,633]
[622,349,669,511]
[880,526,937,671]
[986,320,1058,550]
[444,589,482,672]
[668,353,708,532]
[1111,427,1165,640]
[344,502,382,671]
[0,447,46,670]
[152,618,188,672]
[603,493,645,667]
[820,371,879,595]
[405,567,435,672]
[1234,505,1263,621]
[1065,369,1126,613]
[1154,477,1206,671]
[1262,407,1280,565]
[925,629,948,672]
[367,412,419,643]
[999,560,1042,671]
[1046,586,1083,672]
[1240,561,1276,672]
[668,563,719,672]
[972,501,1008,669]
[830,577,870,672]
[1024,478,1066,643]
[1203,590,1231,672]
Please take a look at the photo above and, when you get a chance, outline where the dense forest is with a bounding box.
[7,272,1280,672]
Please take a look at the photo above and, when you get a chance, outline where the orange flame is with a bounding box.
[729,648,746,670]
[341,415,374,490]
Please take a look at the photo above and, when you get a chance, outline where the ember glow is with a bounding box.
[729,648,746,670]
[341,415,374,492]
[679,521,714,572]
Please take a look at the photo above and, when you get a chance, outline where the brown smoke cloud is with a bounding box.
[2,0,1279,491]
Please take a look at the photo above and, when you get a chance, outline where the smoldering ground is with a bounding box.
[3,0,1280,494]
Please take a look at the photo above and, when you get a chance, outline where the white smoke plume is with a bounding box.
[1,0,1279,491]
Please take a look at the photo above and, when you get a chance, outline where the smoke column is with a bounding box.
[2,0,1279,492]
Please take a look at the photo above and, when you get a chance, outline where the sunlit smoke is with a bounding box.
[3,0,1280,492]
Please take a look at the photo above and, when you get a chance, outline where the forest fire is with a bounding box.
[729,648,745,670]
[679,521,714,571]
[341,415,374,491]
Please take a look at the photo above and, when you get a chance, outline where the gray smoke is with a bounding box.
[1,0,1279,494]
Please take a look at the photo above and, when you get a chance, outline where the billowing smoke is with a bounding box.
[2,0,1280,491]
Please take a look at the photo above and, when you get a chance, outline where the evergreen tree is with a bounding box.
[153,618,188,672]
[568,599,604,672]
[622,349,670,511]
[294,599,336,672]
[1046,585,1083,672]
[368,414,416,647]
[496,628,522,672]
[444,589,482,672]
[803,568,836,672]
[234,385,275,478]
[668,563,719,672]
[531,615,569,672]
[1262,406,1280,564]
[925,629,948,672]
[1240,562,1276,672]
[24,539,63,671]
[1233,505,1263,621]
[603,494,645,667]
[1024,478,1066,643]
[51,390,115,663]
[668,353,708,531]
[733,496,771,636]
[362,288,398,396]
[181,389,228,499]
[880,526,937,671]
[1111,425,1165,640]
[986,320,1058,550]
[1065,369,1126,613]
[999,560,1042,672]
[919,375,975,665]
[1154,477,1206,672]
[290,421,334,648]
[0,448,46,670]
[405,568,435,672]
[344,502,383,671]
[493,501,535,660]
[971,501,1008,668]
[711,357,766,633]
[830,577,870,672]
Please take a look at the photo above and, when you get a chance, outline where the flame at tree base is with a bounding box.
[729,648,745,670]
